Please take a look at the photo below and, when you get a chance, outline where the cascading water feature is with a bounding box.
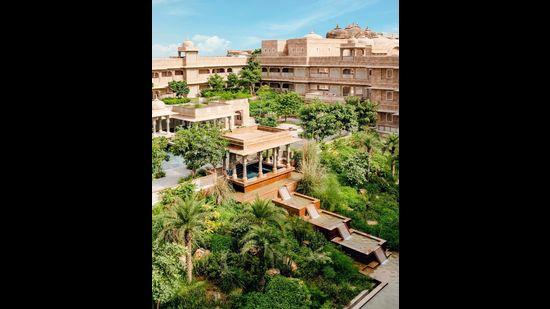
[373,247,388,264]
[336,223,352,240]
[278,187,292,201]
[306,204,320,219]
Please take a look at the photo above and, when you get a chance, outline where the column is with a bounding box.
[228,116,233,130]
[152,118,156,133]
[158,117,163,132]
[222,152,227,172]
[266,149,271,163]
[242,156,248,182]
[258,151,263,177]
[272,148,278,173]
[232,154,238,180]
[166,117,170,133]
[286,144,291,168]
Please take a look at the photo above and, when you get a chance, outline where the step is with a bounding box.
[367,261,379,269]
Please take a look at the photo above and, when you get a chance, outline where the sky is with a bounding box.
[152,0,398,58]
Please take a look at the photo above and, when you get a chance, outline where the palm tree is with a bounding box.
[211,176,234,205]
[249,197,287,229]
[240,225,284,268]
[382,134,399,178]
[160,192,212,283]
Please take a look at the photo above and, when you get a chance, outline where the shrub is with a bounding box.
[244,276,311,309]
[255,115,278,127]
[211,233,233,252]
[162,97,191,105]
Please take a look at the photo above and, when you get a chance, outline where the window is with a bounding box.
[212,68,225,73]
[262,68,268,72]
[152,72,159,78]
[386,114,393,122]
[269,68,280,73]
[199,69,210,74]
[386,91,393,101]
[227,68,233,73]
[318,68,329,74]
[343,68,353,75]
[318,84,329,91]
[282,68,294,73]
[386,69,393,79]
[162,71,172,77]
[175,70,184,75]
[368,69,372,76]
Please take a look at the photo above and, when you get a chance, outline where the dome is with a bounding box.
[304,31,322,39]
[152,98,166,110]
[326,26,349,39]
[344,23,362,37]
[182,40,194,48]
[372,36,395,46]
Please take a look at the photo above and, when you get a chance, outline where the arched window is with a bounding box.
[227,68,233,73]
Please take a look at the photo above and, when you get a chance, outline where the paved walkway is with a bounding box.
[152,154,192,206]
[361,253,399,309]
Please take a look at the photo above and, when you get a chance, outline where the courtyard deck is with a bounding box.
[231,171,303,203]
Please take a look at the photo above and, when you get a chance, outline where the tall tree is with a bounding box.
[239,57,262,95]
[276,91,303,121]
[168,80,190,98]
[226,72,240,92]
[160,192,213,283]
[382,133,399,178]
[240,225,284,268]
[345,96,379,128]
[299,102,338,141]
[171,123,228,176]
[207,73,225,92]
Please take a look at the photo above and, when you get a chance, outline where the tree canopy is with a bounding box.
[168,80,190,98]
[171,123,228,175]
[207,73,225,92]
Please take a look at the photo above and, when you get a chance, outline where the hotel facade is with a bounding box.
[151,23,399,134]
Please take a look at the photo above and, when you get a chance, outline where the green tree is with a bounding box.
[239,57,262,95]
[330,102,358,133]
[345,96,378,128]
[152,137,170,179]
[152,240,185,308]
[160,192,213,283]
[171,123,228,176]
[226,72,240,92]
[248,197,287,228]
[276,91,303,121]
[240,225,284,268]
[244,276,312,309]
[299,102,338,141]
[168,80,190,98]
[382,133,399,178]
[207,73,225,92]
[351,130,381,154]
[252,48,262,55]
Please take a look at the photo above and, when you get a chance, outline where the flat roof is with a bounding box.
[223,126,302,155]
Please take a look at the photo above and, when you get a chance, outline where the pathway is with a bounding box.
[152,154,192,206]
[361,252,399,309]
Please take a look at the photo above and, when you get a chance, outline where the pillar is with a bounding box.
[228,116,233,130]
[166,117,170,133]
[286,144,291,168]
[273,148,278,172]
[232,154,237,180]
[158,117,163,132]
[242,156,248,182]
[258,152,263,177]
[152,118,156,133]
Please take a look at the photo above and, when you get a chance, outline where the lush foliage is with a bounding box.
[201,89,252,100]
[345,96,378,128]
[299,101,358,141]
[161,97,191,105]
[171,123,228,175]
[207,73,225,92]
[152,137,170,179]
[239,57,262,94]
[276,91,304,121]
[300,130,400,250]
[244,276,312,309]
[226,72,241,92]
[168,80,190,98]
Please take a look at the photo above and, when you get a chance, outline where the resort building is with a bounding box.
[152,41,249,99]
[151,98,255,137]
[257,23,399,134]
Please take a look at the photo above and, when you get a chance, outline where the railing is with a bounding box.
[377,125,399,134]
[377,104,399,112]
